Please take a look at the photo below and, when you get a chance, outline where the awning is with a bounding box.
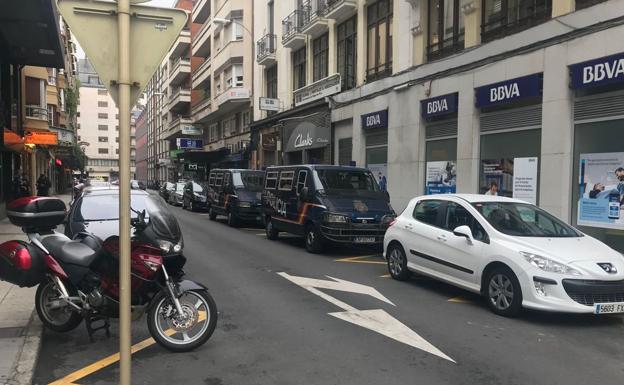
[0,0,65,68]
[176,148,230,163]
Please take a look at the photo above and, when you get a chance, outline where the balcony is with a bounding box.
[191,95,213,123]
[25,105,48,121]
[256,34,277,66]
[168,87,191,112]
[192,58,212,90]
[192,20,211,57]
[169,57,191,86]
[192,0,210,24]
[282,10,306,50]
[170,29,191,58]
[324,0,357,23]
[301,0,329,38]
[163,116,194,140]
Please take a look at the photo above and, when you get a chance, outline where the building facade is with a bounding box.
[135,107,148,182]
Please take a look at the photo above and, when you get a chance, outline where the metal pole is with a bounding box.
[117,0,132,384]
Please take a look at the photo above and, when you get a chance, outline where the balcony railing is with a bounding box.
[301,0,328,27]
[282,9,306,43]
[171,57,190,74]
[481,4,552,43]
[25,105,48,121]
[256,34,277,62]
[427,33,465,61]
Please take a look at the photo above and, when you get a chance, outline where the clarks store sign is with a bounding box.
[284,121,330,152]
[570,52,624,89]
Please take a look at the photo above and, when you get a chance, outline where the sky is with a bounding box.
[74,0,176,59]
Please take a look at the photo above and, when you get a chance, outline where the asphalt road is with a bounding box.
[34,201,624,385]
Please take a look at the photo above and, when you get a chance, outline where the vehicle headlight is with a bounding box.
[157,240,174,253]
[238,201,251,208]
[520,252,582,276]
[173,239,183,253]
[324,213,348,223]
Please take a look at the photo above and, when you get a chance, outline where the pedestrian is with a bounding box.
[37,173,51,196]
[484,181,498,196]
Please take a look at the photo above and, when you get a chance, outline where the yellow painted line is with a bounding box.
[447,296,474,304]
[255,233,266,236]
[49,312,207,385]
[335,255,386,265]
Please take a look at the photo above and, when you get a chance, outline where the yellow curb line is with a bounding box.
[447,296,474,304]
[334,255,386,265]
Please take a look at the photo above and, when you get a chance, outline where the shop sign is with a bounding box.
[158,158,171,166]
[3,129,23,145]
[259,97,280,111]
[170,149,184,158]
[181,124,202,136]
[284,121,330,152]
[262,133,277,150]
[216,88,250,106]
[176,138,203,149]
[421,93,458,119]
[512,157,538,205]
[49,127,74,146]
[570,52,624,89]
[294,73,341,107]
[24,131,58,145]
[425,161,457,195]
[475,74,542,108]
[361,109,388,130]
[577,152,624,230]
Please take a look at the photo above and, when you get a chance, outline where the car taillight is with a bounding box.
[389,219,397,227]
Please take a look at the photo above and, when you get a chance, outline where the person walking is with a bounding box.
[484,181,498,196]
[36,173,51,196]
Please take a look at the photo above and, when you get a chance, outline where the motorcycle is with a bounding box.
[0,197,217,352]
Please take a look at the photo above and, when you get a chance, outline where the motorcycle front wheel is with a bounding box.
[147,289,217,352]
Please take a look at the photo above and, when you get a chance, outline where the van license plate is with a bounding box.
[595,302,624,314]
[354,236,375,243]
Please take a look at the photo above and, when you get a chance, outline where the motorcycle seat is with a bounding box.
[41,234,98,267]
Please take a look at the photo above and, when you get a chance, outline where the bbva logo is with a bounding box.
[489,83,520,102]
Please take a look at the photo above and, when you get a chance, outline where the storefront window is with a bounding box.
[572,119,624,253]
[366,131,388,191]
[481,0,552,43]
[425,138,457,194]
[479,129,540,202]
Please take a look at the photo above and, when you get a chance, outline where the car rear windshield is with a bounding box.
[317,169,379,192]
[472,202,581,237]
[75,194,150,221]
[192,182,204,193]
[175,183,185,191]
[233,171,264,191]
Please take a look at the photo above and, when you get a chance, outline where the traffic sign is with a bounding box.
[57,0,187,107]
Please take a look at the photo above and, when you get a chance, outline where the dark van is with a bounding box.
[206,169,265,226]
[262,165,395,253]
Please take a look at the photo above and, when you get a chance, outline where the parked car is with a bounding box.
[206,169,264,226]
[64,187,184,258]
[383,194,624,317]
[262,165,395,253]
[160,182,175,201]
[182,181,208,211]
[168,182,185,206]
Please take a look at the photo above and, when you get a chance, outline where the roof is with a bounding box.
[421,194,527,204]
[210,168,264,173]
[265,164,370,172]
[83,187,149,197]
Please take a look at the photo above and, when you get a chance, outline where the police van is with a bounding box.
[262,165,395,253]
[206,169,265,226]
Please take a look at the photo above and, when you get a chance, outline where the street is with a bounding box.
[34,203,624,385]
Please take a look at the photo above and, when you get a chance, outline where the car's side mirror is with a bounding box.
[453,225,473,244]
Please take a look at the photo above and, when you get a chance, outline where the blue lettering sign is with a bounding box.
[475,74,542,108]
[177,138,203,149]
[361,109,388,130]
[570,52,624,89]
[421,93,458,119]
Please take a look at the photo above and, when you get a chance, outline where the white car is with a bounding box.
[383,194,624,317]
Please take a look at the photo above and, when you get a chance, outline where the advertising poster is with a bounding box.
[368,163,388,191]
[425,161,456,195]
[512,157,538,204]
[578,152,624,230]
[480,159,514,196]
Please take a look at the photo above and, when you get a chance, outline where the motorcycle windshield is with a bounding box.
[143,195,181,240]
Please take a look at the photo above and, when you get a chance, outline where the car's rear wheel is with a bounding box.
[387,243,410,281]
[485,266,523,317]
[227,211,238,227]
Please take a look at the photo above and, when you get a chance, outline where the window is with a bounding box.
[337,15,357,90]
[366,0,393,82]
[116,114,119,119]
[265,171,279,189]
[413,200,442,226]
[98,101,108,107]
[116,125,119,131]
[97,89,108,95]
[266,65,278,99]
[47,104,57,126]
[312,33,329,82]
[481,0,552,43]
[232,19,243,41]
[443,202,488,242]
[98,136,108,142]
[427,0,465,60]
[279,171,295,191]
[268,0,274,34]
[209,172,216,186]
[98,113,108,119]
[338,138,353,166]
[292,46,307,91]
[116,149,119,155]
[116,137,119,143]
[215,172,224,187]
[98,148,109,154]
[98,124,108,131]
[242,111,250,132]
[232,64,244,87]
[296,170,308,195]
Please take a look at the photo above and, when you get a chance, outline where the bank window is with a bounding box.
[481,0,552,43]
[215,172,224,187]
[312,33,329,82]
[413,200,443,227]
[98,148,109,154]
[366,0,393,82]
[425,137,457,195]
[292,46,307,91]
[296,170,308,195]
[279,171,295,191]
[337,15,357,91]
[427,0,465,60]
[98,113,108,119]
[265,171,278,189]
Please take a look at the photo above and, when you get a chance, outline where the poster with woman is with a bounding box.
[425,161,456,194]
[578,152,624,229]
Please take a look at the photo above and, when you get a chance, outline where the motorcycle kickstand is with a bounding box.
[84,314,111,342]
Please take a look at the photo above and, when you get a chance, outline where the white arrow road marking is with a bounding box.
[278,272,455,363]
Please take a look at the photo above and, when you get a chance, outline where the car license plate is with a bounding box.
[354,236,375,243]
[594,302,624,314]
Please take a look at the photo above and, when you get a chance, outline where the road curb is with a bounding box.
[5,312,42,385]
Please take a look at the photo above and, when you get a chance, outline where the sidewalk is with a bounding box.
[0,194,71,385]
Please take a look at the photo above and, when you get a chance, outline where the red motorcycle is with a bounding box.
[0,197,217,352]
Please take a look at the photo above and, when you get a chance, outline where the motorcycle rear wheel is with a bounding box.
[147,289,217,352]
[35,280,83,332]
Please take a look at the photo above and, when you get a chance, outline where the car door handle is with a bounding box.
[404,224,413,230]
[437,234,448,242]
